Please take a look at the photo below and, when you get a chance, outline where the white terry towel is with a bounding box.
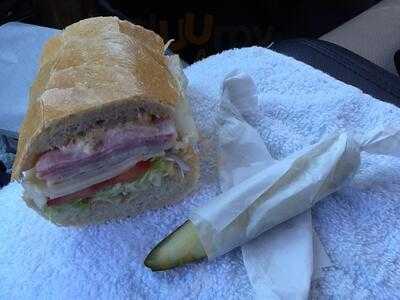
[1,47,400,299]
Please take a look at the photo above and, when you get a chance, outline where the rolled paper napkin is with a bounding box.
[190,123,400,259]
[190,131,361,258]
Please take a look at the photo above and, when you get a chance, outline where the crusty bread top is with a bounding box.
[12,17,183,179]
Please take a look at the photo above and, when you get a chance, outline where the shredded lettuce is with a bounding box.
[93,157,174,202]
[43,198,89,221]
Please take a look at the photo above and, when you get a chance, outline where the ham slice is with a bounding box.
[35,119,177,199]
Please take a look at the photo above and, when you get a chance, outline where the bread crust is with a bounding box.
[12,17,183,179]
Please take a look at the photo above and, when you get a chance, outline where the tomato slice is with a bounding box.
[112,160,151,183]
[47,160,152,206]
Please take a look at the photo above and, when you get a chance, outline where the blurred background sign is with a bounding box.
[1,0,380,63]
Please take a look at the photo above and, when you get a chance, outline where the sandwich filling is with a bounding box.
[22,113,191,213]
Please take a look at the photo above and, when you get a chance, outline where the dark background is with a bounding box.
[1,0,380,63]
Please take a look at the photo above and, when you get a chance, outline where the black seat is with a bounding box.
[270,39,400,107]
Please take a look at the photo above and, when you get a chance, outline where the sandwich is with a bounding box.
[11,17,199,226]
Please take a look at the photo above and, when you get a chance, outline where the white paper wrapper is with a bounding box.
[191,123,361,259]
[190,71,400,262]
[213,71,311,298]
[242,212,313,299]
[242,214,333,299]
[358,125,400,157]
[216,71,274,191]
[212,71,333,299]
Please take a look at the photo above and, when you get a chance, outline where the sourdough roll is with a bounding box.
[12,17,199,226]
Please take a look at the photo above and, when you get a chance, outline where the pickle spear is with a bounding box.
[144,220,206,271]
